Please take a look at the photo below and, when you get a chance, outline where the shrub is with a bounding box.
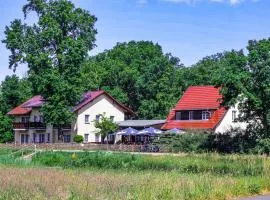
[73,135,84,143]
[154,132,209,153]
[253,139,270,155]
[203,128,260,154]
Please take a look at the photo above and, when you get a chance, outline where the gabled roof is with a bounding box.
[7,95,44,116]
[175,86,222,110]
[73,90,135,115]
[8,90,135,116]
[162,86,227,130]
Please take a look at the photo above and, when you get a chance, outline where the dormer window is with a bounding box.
[189,111,194,120]
[202,111,211,120]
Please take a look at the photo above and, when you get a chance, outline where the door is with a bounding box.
[39,134,45,143]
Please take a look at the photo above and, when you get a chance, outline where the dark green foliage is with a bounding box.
[32,151,266,176]
[0,75,32,114]
[0,113,13,143]
[217,39,270,137]
[253,139,270,155]
[3,0,97,131]
[154,133,209,153]
[73,135,84,143]
[82,41,183,119]
[204,128,261,154]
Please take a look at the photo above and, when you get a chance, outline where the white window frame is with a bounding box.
[202,111,211,120]
[189,111,194,120]
[175,111,181,120]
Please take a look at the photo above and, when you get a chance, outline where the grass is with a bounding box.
[33,151,268,176]
[0,150,269,199]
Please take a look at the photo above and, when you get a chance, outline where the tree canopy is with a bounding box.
[3,0,97,132]
[82,41,183,119]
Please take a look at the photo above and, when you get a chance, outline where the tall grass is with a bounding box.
[0,167,268,200]
[32,151,269,177]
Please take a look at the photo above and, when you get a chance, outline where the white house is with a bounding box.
[7,90,135,144]
[162,86,246,133]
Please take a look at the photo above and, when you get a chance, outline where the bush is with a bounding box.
[73,135,84,143]
[203,128,261,154]
[153,132,210,153]
[253,139,270,155]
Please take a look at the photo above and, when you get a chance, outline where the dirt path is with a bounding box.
[239,195,270,200]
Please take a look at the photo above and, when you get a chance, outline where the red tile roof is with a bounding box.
[162,86,227,130]
[8,90,135,116]
[7,95,44,116]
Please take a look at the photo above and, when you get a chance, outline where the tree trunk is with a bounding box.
[101,136,105,144]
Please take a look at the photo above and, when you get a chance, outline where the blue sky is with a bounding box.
[0,0,270,82]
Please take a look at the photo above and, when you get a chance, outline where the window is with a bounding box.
[39,134,45,143]
[232,110,237,122]
[202,111,211,120]
[110,116,115,121]
[33,133,37,143]
[189,111,194,120]
[34,115,38,122]
[21,134,29,144]
[85,115,90,124]
[95,135,100,143]
[96,114,101,122]
[63,135,71,143]
[84,134,89,143]
[21,117,29,123]
[175,112,181,120]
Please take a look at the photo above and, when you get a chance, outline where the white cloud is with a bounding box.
[162,0,260,5]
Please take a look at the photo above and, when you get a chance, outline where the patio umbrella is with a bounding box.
[166,128,184,134]
[137,127,163,136]
[116,127,138,136]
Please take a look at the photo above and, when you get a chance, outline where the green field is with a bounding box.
[0,150,269,200]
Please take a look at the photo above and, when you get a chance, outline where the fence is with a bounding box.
[0,143,172,153]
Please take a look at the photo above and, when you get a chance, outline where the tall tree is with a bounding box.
[216,39,270,137]
[82,41,183,119]
[3,0,97,139]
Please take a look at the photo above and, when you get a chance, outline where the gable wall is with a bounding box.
[75,94,125,142]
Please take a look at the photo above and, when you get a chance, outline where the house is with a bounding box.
[7,90,135,144]
[162,86,246,133]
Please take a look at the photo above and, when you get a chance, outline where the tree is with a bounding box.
[3,0,97,140]
[0,113,13,143]
[0,75,32,114]
[94,113,118,143]
[82,41,183,119]
[217,39,270,137]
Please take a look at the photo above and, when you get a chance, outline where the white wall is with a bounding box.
[75,94,125,143]
[215,105,247,134]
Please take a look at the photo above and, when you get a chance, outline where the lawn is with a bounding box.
[0,151,269,200]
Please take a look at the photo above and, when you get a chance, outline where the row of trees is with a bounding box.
[0,0,270,143]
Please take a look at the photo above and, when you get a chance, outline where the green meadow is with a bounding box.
[0,150,269,199]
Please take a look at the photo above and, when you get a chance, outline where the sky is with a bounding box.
[0,0,270,82]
